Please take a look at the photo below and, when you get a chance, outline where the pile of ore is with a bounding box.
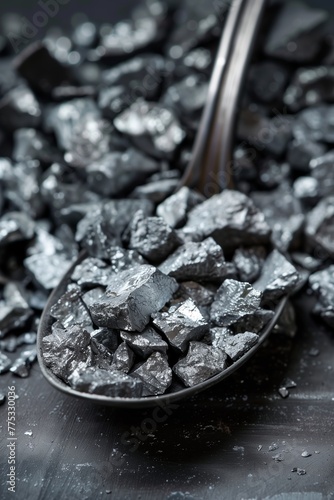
[1,0,334,399]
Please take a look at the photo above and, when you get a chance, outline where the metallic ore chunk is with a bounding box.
[0,85,41,131]
[309,266,334,328]
[90,265,178,332]
[233,246,266,283]
[0,283,33,337]
[232,309,275,335]
[173,342,228,387]
[112,342,135,374]
[305,197,334,258]
[131,352,172,396]
[82,288,106,309]
[171,281,215,321]
[131,178,179,203]
[13,128,61,164]
[293,106,334,144]
[120,326,168,358]
[50,286,93,333]
[264,2,328,63]
[0,211,35,245]
[211,280,262,327]
[114,100,186,159]
[71,258,113,287]
[309,151,334,198]
[85,149,159,197]
[153,298,209,353]
[91,328,119,354]
[42,325,92,383]
[107,247,146,274]
[159,238,235,282]
[252,184,304,252]
[68,367,143,398]
[182,190,271,250]
[129,211,180,263]
[156,187,204,229]
[253,250,299,301]
[223,333,259,361]
[100,55,168,119]
[0,352,11,374]
[206,327,234,351]
[24,253,74,291]
[9,348,37,378]
[75,199,153,259]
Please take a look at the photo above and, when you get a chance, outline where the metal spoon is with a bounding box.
[37,0,287,408]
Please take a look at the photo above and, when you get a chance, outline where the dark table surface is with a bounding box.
[1,293,334,500]
[0,1,334,499]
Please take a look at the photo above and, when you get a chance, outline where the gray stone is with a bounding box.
[120,327,168,358]
[252,185,304,252]
[71,258,113,287]
[153,298,209,353]
[309,266,334,328]
[171,281,215,321]
[253,250,300,301]
[112,342,135,373]
[42,325,93,383]
[159,238,235,283]
[0,283,33,337]
[182,190,271,250]
[0,352,11,374]
[68,367,143,398]
[211,280,262,327]
[293,105,334,144]
[89,265,178,332]
[309,151,334,198]
[131,352,172,396]
[90,328,119,353]
[0,211,35,245]
[129,211,180,263]
[156,186,204,229]
[50,285,93,332]
[233,246,266,283]
[114,100,186,159]
[223,332,259,361]
[287,139,326,173]
[173,342,228,387]
[82,288,106,309]
[305,196,334,258]
[284,66,334,112]
[25,253,74,290]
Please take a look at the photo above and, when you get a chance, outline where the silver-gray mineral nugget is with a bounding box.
[211,280,262,327]
[182,190,271,249]
[131,352,172,396]
[129,211,180,263]
[253,250,299,301]
[305,196,334,258]
[120,326,168,358]
[173,342,228,387]
[90,265,178,332]
[159,237,235,282]
[223,332,259,361]
[82,287,105,309]
[71,258,113,287]
[156,186,204,229]
[50,285,93,332]
[90,328,119,353]
[153,298,209,353]
[205,327,234,351]
[68,367,143,398]
[112,342,135,373]
[233,246,266,283]
[42,325,92,383]
[0,352,11,374]
[309,266,334,328]
[171,281,215,321]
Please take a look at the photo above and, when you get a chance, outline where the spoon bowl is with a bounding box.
[37,252,287,409]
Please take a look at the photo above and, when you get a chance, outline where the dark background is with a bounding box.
[0,1,334,500]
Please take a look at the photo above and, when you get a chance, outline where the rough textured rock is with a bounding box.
[159,238,236,282]
[211,280,262,327]
[89,265,178,332]
[153,298,209,353]
[131,352,172,396]
[173,341,228,387]
[120,327,168,358]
